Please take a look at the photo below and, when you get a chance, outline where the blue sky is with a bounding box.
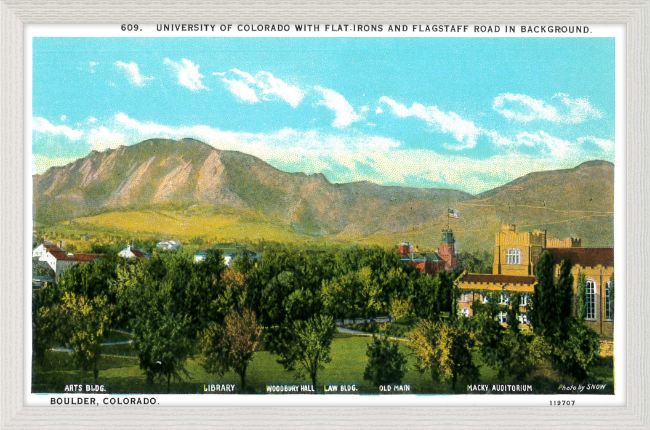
[32,37,615,193]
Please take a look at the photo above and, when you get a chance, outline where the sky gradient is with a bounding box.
[32,37,615,194]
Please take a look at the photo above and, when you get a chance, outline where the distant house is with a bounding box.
[194,252,209,263]
[32,242,58,259]
[32,243,102,277]
[157,240,182,251]
[118,245,150,260]
[224,251,260,267]
[194,248,260,266]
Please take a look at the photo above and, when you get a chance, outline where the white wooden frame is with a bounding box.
[2,1,648,428]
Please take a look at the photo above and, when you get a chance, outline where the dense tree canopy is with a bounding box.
[409,320,478,390]
[363,336,407,388]
[277,315,336,393]
[200,309,262,391]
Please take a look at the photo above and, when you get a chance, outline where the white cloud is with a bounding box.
[212,72,226,76]
[492,93,558,122]
[379,96,480,150]
[578,136,615,152]
[115,61,154,87]
[512,131,578,159]
[255,71,304,107]
[488,128,612,160]
[33,117,83,140]
[114,113,178,136]
[112,113,397,154]
[87,126,126,151]
[87,117,98,123]
[221,69,304,107]
[493,93,602,124]
[60,115,67,121]
[315,86,362,128]
[554,93,604,123]
[375,106,383,114]
[89,61,98,73]
[230,68,256,84]
[35,113,613,194]
[164,58,207,91]
[222,79,259,103]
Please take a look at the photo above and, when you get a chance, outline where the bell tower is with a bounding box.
[439,228,459,271]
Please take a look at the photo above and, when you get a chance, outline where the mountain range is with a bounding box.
[33,138,614,252]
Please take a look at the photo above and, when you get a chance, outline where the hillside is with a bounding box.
[33,139,614,252]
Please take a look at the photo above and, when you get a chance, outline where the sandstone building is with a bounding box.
[455,225,614,345]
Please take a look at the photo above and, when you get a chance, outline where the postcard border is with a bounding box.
[2,0,649,428]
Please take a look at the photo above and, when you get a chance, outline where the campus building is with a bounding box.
[398,228,460,275]
[455,225,614,348]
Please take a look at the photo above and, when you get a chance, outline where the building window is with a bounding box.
[498,312,508,325]
[586,280,596,320]
[605,281,614,321]
[518,313,529,326]
[461,308,471,318]
[506,249,520,265]
[499,293,509,305]
[481,294,491,304]
[520,294,529,307]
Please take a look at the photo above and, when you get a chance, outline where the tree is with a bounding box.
[34,265,55,277]
[277,315,336,393]
[321,267,383,319]
[410,271,456,322]
[58,256,119,301]
[60,293,112,382]
[389,298,411,321]
[553,319,600,382]
[555,273,600,382]
[477,292,548,381]
[130,280,193,392]
[210,267,249,322]
[530,253,600,382]
[459,250,493,274]
[529,251,574,344]
[576,273,587,320]
[409,320,478,390]
[200,309,262,391]
[473,292,503,369]
[33,298,65,366]
[529,251,556,338]
[363,336,407,388]
[555,259,575,340]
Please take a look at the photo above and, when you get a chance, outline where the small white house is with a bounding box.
[157,240,182,251]
[224,251,260,267]
[32,243,58,259]
[32,243,101,277]
[118,245,150,259]
[194,252,209,263]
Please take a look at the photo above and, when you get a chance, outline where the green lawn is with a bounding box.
[32,333,614,395]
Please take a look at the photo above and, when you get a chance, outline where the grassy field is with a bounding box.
[33,332,614,395]
[71,209,326,245]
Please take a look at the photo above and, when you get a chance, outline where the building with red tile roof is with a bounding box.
[118,245,150,260]
[32,243,102,277]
